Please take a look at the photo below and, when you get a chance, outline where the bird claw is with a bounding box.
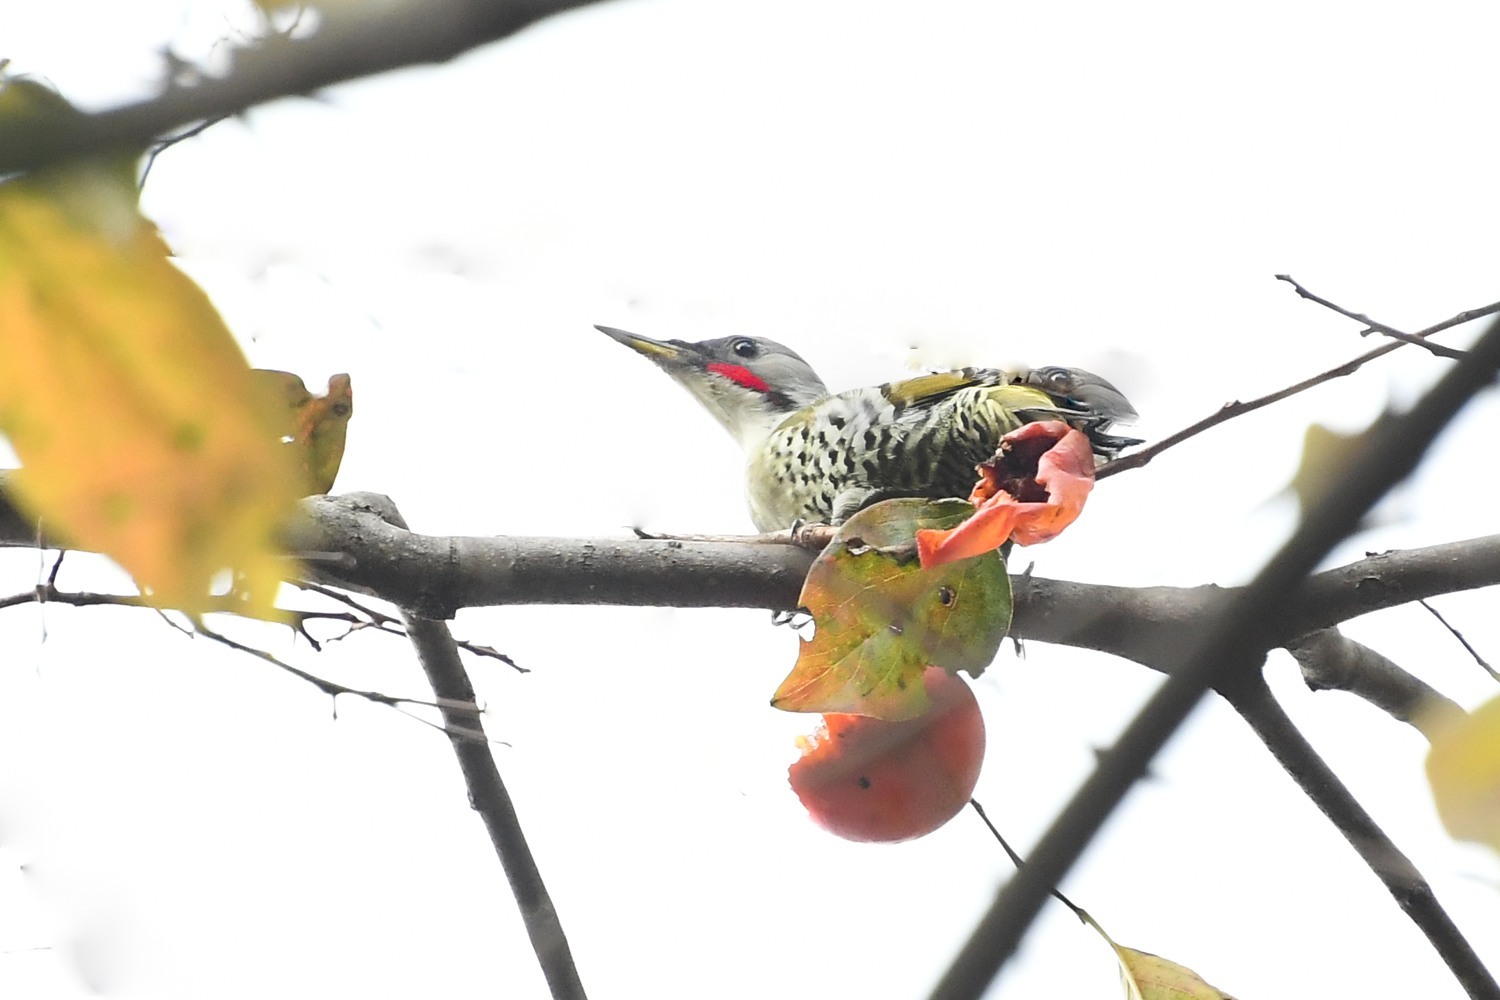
[790,521,835,551]
[771,607,813,630]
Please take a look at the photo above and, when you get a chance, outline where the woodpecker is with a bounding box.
[599,325,1138,532]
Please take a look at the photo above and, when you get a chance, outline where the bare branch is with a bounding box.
[1287,628,1465,738]
[2,477,1497,729]
[0,581,507,726]
[0,0,609,178]
[968,799,1086,923]
[139,115,226,188]
[282,492,817,617]
[1420,599,1499,683]
[1276,274,1471,360]
[1224,674,1494,999]
[288,491,1500,676]
[377,498,586,1000]
[288,579,526,671]
[1099,292,1500,479]
[193,620,472,727]
[403,612,585,1000]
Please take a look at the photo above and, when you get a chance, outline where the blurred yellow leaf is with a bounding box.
[0,170,303,616]
[1286,422,1357,513]
[1427,694,1500,853]
[1285,417,1403,518]
[253,370,354,494]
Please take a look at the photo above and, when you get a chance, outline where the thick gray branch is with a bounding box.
[285,493,815,618]
[1289,628,1466,738]
[284,494,1500,650]
[3,485,1493,724]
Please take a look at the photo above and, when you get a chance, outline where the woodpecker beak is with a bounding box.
[1065,377,1137,424]
[596,325,699,367]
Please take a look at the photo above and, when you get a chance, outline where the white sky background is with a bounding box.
[3,1,1500,997]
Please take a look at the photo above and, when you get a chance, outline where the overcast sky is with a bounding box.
[4,1,1500,998]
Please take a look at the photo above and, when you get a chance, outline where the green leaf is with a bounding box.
[771,498,1011,720]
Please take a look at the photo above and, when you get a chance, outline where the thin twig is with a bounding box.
[194,622,485,740]
[969,799,1086,922]
[1420,599,1499,683]
[0,583,485,731]
[1100,292,1500,479]
[43,550,65,588]
[1276,274,1471,360]
[290,580,526,671]
[139,115,226,188]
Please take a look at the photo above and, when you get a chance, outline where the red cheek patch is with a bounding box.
[706,362,771,393]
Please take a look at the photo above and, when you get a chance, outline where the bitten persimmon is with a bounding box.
[788,667,985,842]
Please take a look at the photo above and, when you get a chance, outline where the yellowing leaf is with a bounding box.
[1115,945,1238,1000]
[771,498,1010,721]
[1285,420,1394,515]
[1426,694,1500,853]
[253,370,354,494]
[0,173,303,616]
[1081,909,1238,1000]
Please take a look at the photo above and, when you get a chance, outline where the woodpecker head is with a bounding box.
[1022,365,1138,429]
[598,326,829,448]
[1023,365,1141,456]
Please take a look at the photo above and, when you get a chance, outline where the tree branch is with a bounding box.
[283,492,818,618]
[1223,673,1495,999]
[380,500,587,1000]
[3,481,1497,728]
[404,610,588,1000]
[0,0,609,177]
[1100,289,1500,479]
[1420,598,1499,683]
[1288,628,1465,738]
[1275,274,1471,360]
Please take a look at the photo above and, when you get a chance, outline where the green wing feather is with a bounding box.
[883,370,1058,416]
[881,370,982,406]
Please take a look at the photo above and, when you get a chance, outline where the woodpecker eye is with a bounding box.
[730,338,758,359]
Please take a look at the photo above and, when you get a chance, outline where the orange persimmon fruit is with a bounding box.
[788,666,985,842]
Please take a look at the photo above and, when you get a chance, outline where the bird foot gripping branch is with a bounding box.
[602,323,1140,840]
